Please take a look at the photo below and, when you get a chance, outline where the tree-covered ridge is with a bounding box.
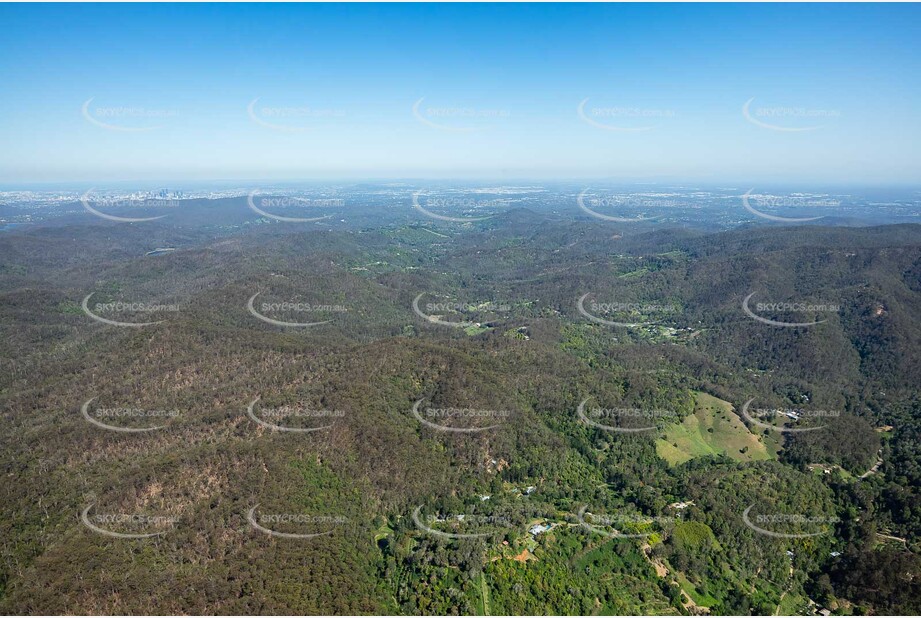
[0,211,918,614]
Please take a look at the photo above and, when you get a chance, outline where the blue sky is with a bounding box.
[1,3,919,185]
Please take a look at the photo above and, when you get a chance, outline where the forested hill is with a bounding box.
[0,215,919,614]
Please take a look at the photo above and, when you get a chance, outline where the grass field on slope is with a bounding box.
[656,392,774,466]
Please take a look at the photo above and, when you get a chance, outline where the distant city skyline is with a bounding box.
[1,3,920,185]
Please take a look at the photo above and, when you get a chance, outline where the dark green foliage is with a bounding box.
[1,213,919,614]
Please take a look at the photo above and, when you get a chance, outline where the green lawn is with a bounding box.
[618,268,649,278]
[676,572,719,608]
[656,392,774,466]
[777,592,807,616]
